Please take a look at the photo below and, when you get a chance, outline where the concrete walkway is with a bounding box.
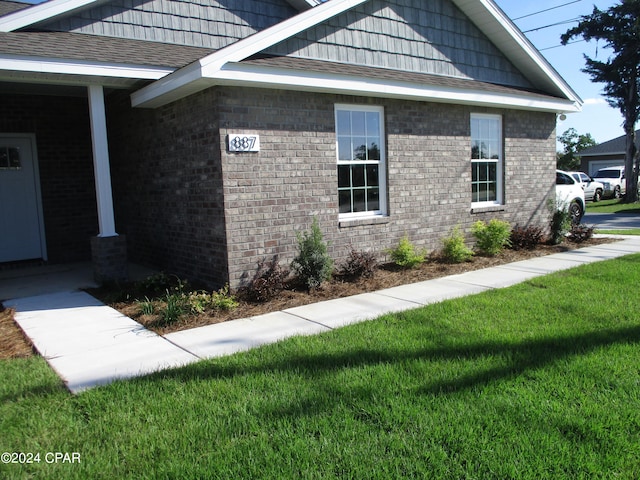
[6,236,640,394]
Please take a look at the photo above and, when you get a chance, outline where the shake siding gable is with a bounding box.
[265,0,531,88]
[40,0,298,49]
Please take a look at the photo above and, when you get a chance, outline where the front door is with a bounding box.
[0,135,46,263]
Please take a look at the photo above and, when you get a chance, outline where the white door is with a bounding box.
[0,135,46,263]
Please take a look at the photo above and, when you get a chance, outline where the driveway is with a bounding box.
[583,212,640,230]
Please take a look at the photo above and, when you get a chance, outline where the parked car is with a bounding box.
[556,170,585,224]
[568,171,604,202]
[593,166,625,198]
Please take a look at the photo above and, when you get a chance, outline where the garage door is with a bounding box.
[589,160,624,176]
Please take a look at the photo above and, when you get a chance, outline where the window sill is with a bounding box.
[339,216,390,228]
[470,205,505,214]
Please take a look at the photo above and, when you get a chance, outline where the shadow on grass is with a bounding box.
[143,324,640,400]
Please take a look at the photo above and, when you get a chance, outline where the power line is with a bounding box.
[512,0,583,21]
[538,39,585,51]
[522,17,582,33]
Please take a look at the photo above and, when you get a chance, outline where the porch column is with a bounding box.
[87,85,128,283]
[88,84,117,237]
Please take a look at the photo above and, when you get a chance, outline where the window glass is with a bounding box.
[335,106,386,217]
[470,114,502,205]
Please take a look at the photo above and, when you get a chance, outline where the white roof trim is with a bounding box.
[0,54,173,80]
[133,61,580,112]
[0,0,103,32]
[132,0,582,110]
[452,0,582,106]
[131,0,368,107]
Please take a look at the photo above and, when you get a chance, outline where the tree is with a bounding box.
[561,1,640,202]
[557,128,597,171]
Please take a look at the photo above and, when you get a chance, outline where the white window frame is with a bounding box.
[335,104,387,219]
[471,113,503,207]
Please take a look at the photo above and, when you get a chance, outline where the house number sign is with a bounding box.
[228,134,260,152]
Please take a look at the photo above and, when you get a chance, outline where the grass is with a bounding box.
[2,255,640,478]
[587,198,640,214]
[597,229,640,236]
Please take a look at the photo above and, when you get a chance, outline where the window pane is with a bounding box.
[488,162,497,181]
[339,190,352,213]
[353,189,366,212]
[338,137,352,161]
[0,147,7,168]
[351,111,366,136]
[338,165,350,188]
[367,188,380,211]
[366,111,379,136]
[351,165,365,187]
[336,111,351,136]
[367,142,380,160]
[479,162,488,181]
[367,165,379,186]
[353,137,367,160]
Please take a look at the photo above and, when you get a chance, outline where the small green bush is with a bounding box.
[387,235,427,269]
[549,209,571,245]
[472,219,512,256]
[441,226,474,263]
[338,245,377,280]
[291,218,334,290]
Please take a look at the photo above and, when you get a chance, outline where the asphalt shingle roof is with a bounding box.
[0,31,215,69]
[241,55,564,101]
[580,129,640,156]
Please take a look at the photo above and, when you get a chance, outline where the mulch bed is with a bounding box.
[0,237,617,358]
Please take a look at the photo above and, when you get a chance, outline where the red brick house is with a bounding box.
[0,0,581,288]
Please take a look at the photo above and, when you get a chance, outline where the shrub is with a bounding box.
[188,285,238,313]
[291,218,334,290]
[386,235,427,268]
[472,219,512,256]
[441,226,474,263]
[510,224,545,250]
[244,257,289,302]
[549,209,571,245]
[162,291,188,325]
[338,245,377,280]
[568,223,595,243]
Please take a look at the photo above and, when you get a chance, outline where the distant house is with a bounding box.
[580,130,640,176]
[0,0,581,289]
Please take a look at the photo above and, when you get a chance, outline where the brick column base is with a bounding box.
[91,235,128,284]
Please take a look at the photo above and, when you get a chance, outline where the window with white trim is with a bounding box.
[471,114,503,206]
[335,105,386,218]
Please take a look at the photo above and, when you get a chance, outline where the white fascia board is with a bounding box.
[131,0,368,107]
[0,0,101,32]
[0,54,173,79]
[453,0,582,107]
[213,63,581,113]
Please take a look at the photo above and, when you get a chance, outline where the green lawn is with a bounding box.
[587,198,640,214]
[2,255,640,479]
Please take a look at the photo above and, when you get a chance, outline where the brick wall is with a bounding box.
[218,87,556,288]
[105,85,555,290]
[107,89,228,287]
[0,93,98,263]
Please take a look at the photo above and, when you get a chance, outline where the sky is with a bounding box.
[495,0,624,148]
[17,0,625,148]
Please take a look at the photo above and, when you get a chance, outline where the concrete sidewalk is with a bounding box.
[6,236,640,394]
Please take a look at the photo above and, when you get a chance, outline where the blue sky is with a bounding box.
[17,0,625,147]
[495,0,624,147]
